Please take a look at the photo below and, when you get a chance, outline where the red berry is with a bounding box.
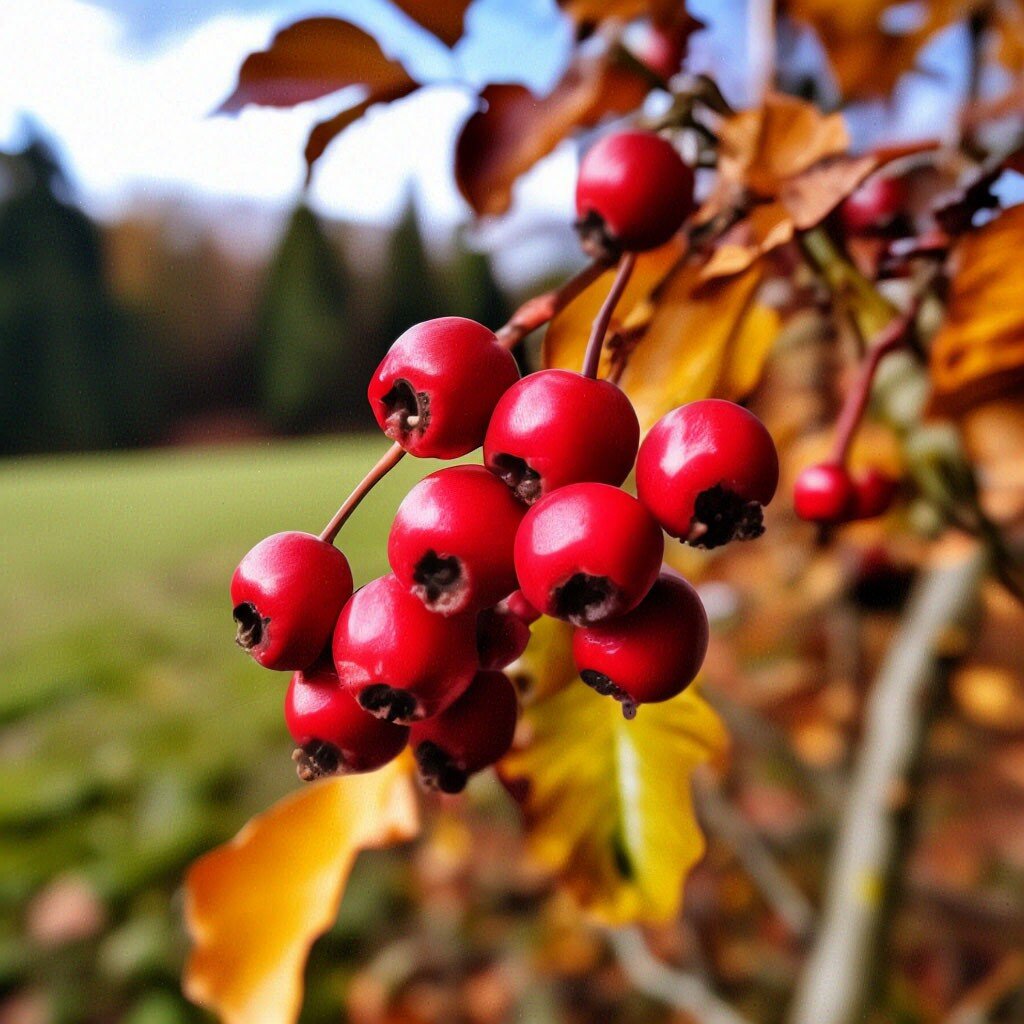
[636,399,779,547]
[850,467,898,520]
[841,175,907,236]
[483,369,640,504]
[367,317,520,459]
[388,466,525,615]
[409,670,518,793]
[504,589,541,625]
[231,531,353,671]
[793,463,856,523]
[629,21,688,82]
[476,603,532,671]
[572,571,708,718]
[514,483,664,626]
[285,659,409,780]
[575,130,695,259]
[333,573,478,724]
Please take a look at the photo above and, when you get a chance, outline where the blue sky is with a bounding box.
[0,0,984,228]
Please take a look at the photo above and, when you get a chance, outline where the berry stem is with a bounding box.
[829,302,920,465]
[581,252,637,380]
[320,441,405,544]
[495,258,611,350]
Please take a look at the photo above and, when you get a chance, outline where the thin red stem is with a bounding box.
[495,258,610,350]
[829,303,919,465]
[581,252,637,380]
[319,441,405,544]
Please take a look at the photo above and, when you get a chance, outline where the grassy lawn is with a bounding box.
[0,436,450,1018]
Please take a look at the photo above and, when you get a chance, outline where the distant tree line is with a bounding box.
[0,132,512,456]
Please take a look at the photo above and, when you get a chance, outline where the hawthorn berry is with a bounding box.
[793,463,856,524]
[840,175,908,236]
[476,602,532,671]
[636,399,779,547]
[514,483,664,626]
[575,130,695,259]
[231,531,353,671]
[367,317,520,459]
[409,670,518,794]
[285,659,409,781]
[629,21,688,82]
[388,465,525,615]
[483,369,640,504]
[333,573,478,724]
[850,467,898,520]
[573,571,708,718]
[504,589,541,625]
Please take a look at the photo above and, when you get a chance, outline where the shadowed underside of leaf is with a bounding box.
[455,57,649,217]
[184,762,418,1024]
[499,678,727,924]
[390,0,474,47]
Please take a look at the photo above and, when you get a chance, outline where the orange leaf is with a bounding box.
[559,0,685,22]
[217,18,417,113]
[929,204,1024,416]
[455,58,649,217]
[184,762,418,1024]
[390,0,474,46]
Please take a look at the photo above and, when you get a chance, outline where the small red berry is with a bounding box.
[476,602,532,671]
[388,466,525,615]
[850,467,898,520]
[793,463,856,523]
[504,589,541,625]
[636,399,779,547]
[629,21,689,82]
[840,175,908,236]
[514,483,664,626]
[483,369,640,504]
[409,670,518,793]
[333,573,478,724]
[285,659,409,780]
[368,317,520,459]
[231,531,353,671]
[573,571,708,718]
[575,130,695,259]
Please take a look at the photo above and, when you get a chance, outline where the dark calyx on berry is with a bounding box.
[489,453,543,504]
[687,483,766,549]
[552,573,619,626]
[233,602,268,650]
[380,377,430,442]
[574,209,620,263]
[580,670,637,720]
[414,739,468,794]
[412,550,466,612]
[291,740,341,782]
[357,683,419,723]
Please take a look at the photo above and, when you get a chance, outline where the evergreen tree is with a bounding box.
[443,240,512,334]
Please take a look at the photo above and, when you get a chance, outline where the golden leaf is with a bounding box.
[507,614,578,706]
[184,761,419,1024]
[929,204,1024,416]
[500,681,727,924]
[455,57,649,217]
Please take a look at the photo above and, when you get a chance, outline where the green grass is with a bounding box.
[0,436,450,1020]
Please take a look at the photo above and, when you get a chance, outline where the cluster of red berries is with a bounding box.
[229,128,780,794]
[793,463,898,526]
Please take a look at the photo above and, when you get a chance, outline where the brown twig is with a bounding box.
[581,252,637,379]
[319,441,405,544]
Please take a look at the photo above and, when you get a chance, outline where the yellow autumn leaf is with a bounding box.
[506,613,578,706]
[620,263,772,429]
[929,203,1024,416]
[184,761,419,1024]
[500,680,726,924]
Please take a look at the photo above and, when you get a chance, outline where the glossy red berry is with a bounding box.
[793,463,856,523]
[850,467,898,520]
[333,573,478,724]
[409,670,518,793]
[483,369,640,504]
[514,483,664,626]
[504,589,541,625]
[575,130,695,259]
[573,571,708,718]
[476,602,532,671]
[388,466,525,615]
[285,659,409,780]
[636,399,779,547]
[367,317,520,459]
[231,531,353,671]
[629,21,689,82]
[841,175,908,236]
